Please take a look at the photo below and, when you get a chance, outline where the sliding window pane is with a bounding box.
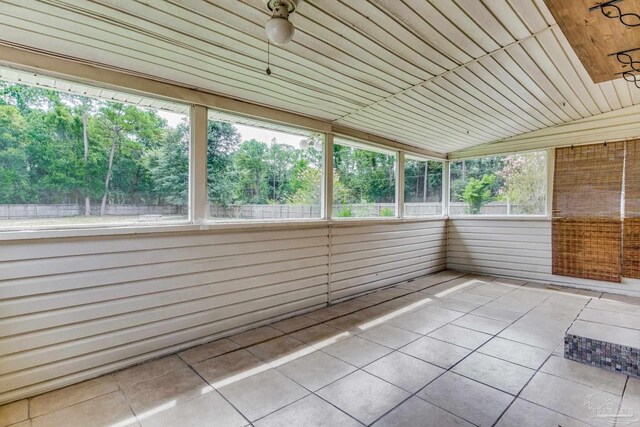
[404,158,443,216]
[207,111,323,220]
[449,152,547,215]
[0,75,189,229]
[333,140,396,218]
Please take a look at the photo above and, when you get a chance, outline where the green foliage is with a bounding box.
[148,123,189,205]
[333,145,396,205]
[0,105,30,203]
[0,81,412,217]
[233,139,269,203]
[0,82,186,209]
[462,174,496,214]
[497,152,546,214]
[288,167,321,205]
[450,157,504,202]
[404,159,442,203]
[207,121,240,206]
[380,207,394,217]
[336,206,353,217]
[450,153,546,215]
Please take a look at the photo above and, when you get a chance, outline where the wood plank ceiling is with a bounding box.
[0,0,639,154]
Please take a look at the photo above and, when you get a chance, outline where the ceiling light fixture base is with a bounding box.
[264,0,298,14]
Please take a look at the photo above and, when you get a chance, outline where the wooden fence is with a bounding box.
[0,202,522,220]
[0,204,186,219]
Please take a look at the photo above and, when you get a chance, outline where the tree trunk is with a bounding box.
[100,140,116,216]
[255,172,261,200]
[423,162,428,202]
[83,112,91,216]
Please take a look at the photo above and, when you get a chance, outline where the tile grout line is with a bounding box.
[491,351,557,427]
[12,275,504,425]
[13,273,596,426]
[170,272,473,368]
[619,376,630,422]
[491,295,600,426]
[116,375,147,427]
[383,283,592,426]
[284,277,550,425]
[364,279,536,426]
[179,354,254,427]
[24,374,132,425]
[170,274,471,426]
[246,273,485,426]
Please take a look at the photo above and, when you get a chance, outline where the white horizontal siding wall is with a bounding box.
[331,220,447,301]
[0,219,446,404]
[447,218,640,295]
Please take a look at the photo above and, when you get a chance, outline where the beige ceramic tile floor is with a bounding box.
[3,270,640,427]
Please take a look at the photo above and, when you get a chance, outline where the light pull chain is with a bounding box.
[266,38,272,75]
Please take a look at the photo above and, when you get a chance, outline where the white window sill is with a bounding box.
[0,216,449,241]
[447,215,550,221]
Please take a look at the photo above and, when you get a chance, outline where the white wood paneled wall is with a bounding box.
[331,221,446,302]
[447,218,640,295]
[0,219,446,404]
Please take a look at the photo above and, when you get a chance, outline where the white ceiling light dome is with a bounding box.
[264,0,299,45]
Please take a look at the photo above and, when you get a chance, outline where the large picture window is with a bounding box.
[333,139,397,218]
[404,157,443,216]
[449,151,547,216]
[0,74,189,229]
[206,111,323,220]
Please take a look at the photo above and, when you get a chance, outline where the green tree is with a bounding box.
[0,105,30,203]
[463,174,496,214]
[288,167,321,205]
[0,81,189,215]
[265,142,296,202]
[497,152,546,214]
[24,103,85,204]
[450,157,504,202]
[148,122,189,205]
[0,81,58,115]
[207,121,240,206]
[405,159,443,203]
[333,145,396,204]
[234,139,268,203]
[95,102,166,213]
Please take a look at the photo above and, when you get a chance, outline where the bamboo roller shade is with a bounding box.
[624,139,640,279]
[552,142,625,282]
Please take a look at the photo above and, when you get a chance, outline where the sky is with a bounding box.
[157,110,307,148]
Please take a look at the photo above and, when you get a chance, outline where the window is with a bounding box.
[404,157,443,216]
[206,111,323,220]
[333,139,396,218]
[0,73,189,229]
[449,151,547,215]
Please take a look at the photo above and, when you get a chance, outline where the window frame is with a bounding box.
[403,154,446,218]
[0,60,449,240]
[331,137,399,220]
[0,72,193,232]
[447,150,550,219]
[204,109,327,223]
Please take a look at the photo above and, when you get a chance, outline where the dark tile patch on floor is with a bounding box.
[565,333,640,377]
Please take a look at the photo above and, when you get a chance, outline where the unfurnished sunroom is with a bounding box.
[1,1,640,426]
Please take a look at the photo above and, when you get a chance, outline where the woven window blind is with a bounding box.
[624,139,640,279]
[552,142,625,282]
